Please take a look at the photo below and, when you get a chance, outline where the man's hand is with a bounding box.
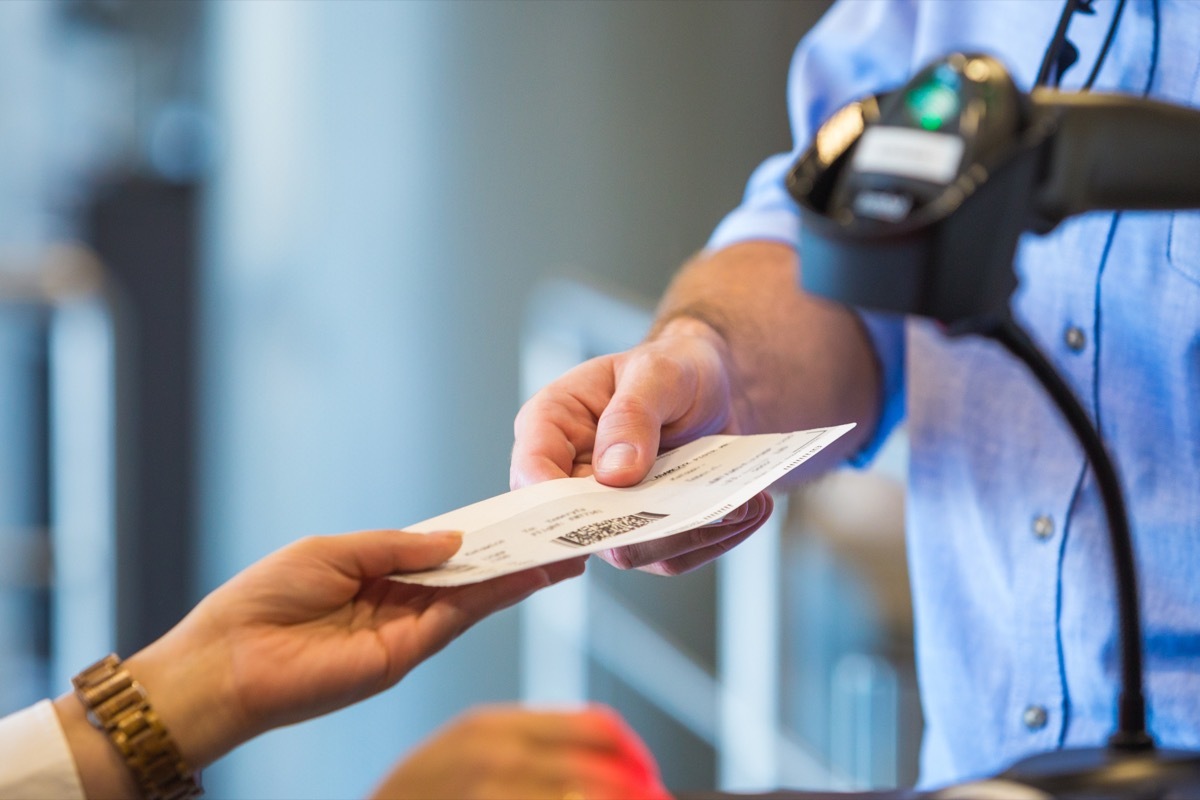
[512,313,773,575]
[511,241,882,576]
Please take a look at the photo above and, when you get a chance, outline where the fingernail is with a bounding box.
[597,442,637,473]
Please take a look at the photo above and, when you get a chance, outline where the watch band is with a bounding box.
[72,654,203,800]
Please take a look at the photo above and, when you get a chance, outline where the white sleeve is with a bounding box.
[0,700,87,800]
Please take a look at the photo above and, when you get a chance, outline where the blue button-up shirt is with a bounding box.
[709,0,1200,787]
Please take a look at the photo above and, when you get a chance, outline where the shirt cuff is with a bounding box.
[845,309,906,468]
[0,699,87,800]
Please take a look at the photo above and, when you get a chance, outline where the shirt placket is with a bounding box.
[1007,211,1114,755]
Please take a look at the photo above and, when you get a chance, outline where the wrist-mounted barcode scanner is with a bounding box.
[788,51,1200,327]
[785,49,1200,800]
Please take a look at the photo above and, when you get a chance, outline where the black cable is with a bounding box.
[1029,0,1154,752]
[1083,0,1129,89]
[985,319,1152,750]
[1144,0,1161,96]
[1036,0,1087,87]
[1038,0,1128,91]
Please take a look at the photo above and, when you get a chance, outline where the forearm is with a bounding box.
[650,240,882,462]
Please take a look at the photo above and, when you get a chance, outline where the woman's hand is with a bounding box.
[370,704,671,800]
[122,530,584,769]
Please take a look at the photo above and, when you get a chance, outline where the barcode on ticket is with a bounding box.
[553,511,668,548]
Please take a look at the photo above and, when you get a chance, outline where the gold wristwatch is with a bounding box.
[72,654,203,800]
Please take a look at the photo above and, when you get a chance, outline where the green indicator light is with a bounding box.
[906,82,961,131]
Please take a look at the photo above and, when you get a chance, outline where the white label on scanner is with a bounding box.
[851,126,965,184]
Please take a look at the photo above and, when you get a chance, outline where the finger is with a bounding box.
[439,569,552,621]
[418,554,588,642]
[511,359,622,489]
[511,399,587,488]
[637,494,773,576]
[484,555,589,604]
[463,557,587,613]
[539,556,589,585]
[598,523,737,571]
[300,529,464,580]
[592,342,730,487]
[376,571,553,678]
[382,557,588,673]
[600,492,772,571]
[588,361,679,488]
[638,523,763,576]
[700,500,752,528]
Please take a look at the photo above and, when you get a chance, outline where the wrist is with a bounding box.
[57,650,210,800]
[54,690,142,799]
[124,623,246,770]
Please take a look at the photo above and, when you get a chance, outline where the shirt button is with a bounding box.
[1065,326,1087,352]
[1023,704,1049,731]
[1032,515,1055,540]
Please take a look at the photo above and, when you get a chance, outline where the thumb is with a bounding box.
[593,331,730,487]
[592,371,668,488]
[300,529,463,580]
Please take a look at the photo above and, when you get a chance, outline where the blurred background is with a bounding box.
[0,0,920,796]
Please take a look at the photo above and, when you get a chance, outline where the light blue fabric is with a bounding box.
[708,0,1200,788]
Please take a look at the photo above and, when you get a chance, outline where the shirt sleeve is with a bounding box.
[707,0,920,466]
[0,700,87,800]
